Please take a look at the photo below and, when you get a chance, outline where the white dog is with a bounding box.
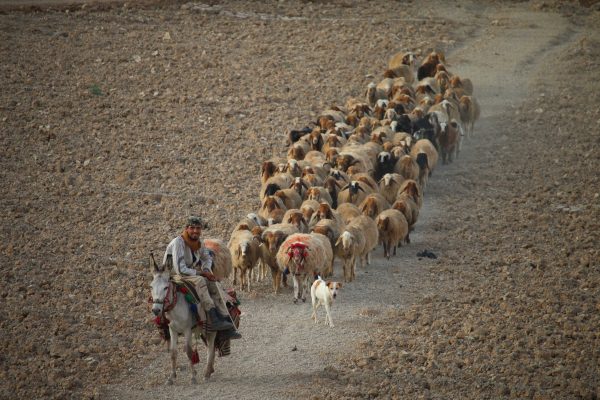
[310,276,342,327]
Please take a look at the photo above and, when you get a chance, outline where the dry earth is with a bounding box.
[1,1,599,399]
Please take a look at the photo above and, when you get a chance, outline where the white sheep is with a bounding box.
[346,215,378,269]
[276,232,333,303]
[378,173,405,205]
[334,228,365,283]
[228,229,261,291]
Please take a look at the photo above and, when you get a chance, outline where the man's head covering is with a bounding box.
[185,215,204,228]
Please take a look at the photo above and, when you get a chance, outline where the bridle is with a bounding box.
[151,279,177,313]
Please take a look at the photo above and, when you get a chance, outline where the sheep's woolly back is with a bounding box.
[376,209,409,245]
[347,215,379,257]
[336,202,362,225]
[275,233,333,276]
[204,238,232,280]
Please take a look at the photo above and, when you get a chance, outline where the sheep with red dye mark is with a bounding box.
[276,233,333,303]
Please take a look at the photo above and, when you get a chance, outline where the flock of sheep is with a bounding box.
[225,50,480,303]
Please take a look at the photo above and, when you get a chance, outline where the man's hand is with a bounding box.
[200,271,218,282]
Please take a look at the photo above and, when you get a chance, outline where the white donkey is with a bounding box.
[150,256,217,384]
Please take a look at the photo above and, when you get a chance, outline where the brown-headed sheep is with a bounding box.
[275,188,303,210]
[276,233,333,303]
[459,95,480,138]
[359,193,391,220]
[259,195,287,223]
[375,209,409,259]
[282,209,310,233]
[259,223,299,293]
[391,199,417,243]
[410,139,438,191]
[305,186,334,206]
[300,199,321,222]
[397,154,419,181]
[228,229,261,292]
[438,119,461,164]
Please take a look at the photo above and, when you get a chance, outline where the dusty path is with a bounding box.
[98,3,577,399]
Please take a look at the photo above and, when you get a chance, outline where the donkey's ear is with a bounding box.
[150,252,162,273]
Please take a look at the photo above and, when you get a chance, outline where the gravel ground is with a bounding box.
[0,1,599,399]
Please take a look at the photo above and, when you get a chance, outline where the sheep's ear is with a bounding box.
[340,184,350,191]
[335,236,342,246]
[358,185,366,192]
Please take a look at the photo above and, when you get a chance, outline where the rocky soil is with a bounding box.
[0,1,598,399]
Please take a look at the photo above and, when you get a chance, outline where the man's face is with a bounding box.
[185,225,202,240]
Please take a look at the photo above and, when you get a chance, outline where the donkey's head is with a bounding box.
[150,253,171,316]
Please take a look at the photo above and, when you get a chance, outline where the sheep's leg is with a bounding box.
[184,329,197,384]
[233,268,238,287]
[247,268,251,292]
[167,328,178,385]
[292,274,300,303]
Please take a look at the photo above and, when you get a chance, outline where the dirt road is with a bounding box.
[1,1,598,399]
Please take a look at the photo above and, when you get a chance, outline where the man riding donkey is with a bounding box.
[163,215,241,340]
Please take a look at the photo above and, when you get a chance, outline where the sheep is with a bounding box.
[391,198,417,244]
[300,199,321,222]
[378,173,405,205]
[336,151,373,175]
[438,120,461,164]
[417,51,445,81]
[311,219,342,276]
[450,75,473,96]
[260,174,294,201]
[336,202,362,225]
[308,202,345,233]
[396,154,419,181]
[365,79,393,107]
[410,139,438,191]
[323,176,342,209]
[282,208,309,233]
[305,186,334,206]
[388,51,417,83]
[228,229,261,292]
[349,172,379,193]
[374,151,398,182]
[398,179,423,209]
[459,95,480,138]
[286,126,312,146]
[303,150,328,168]
[284,158,304,178]
[334,228,365,282]
[290,176,310,198]
[259,223,300,293]
[201,238,233,280]
[276,233,333,303]
[306,129,325,151]
[259,195,287,223]
[302,172,324,188]
[275,188,303,210]
[359,193,391,220]
[322,134,347,154]
[325,147,340,166]
[329,168,350,185]
[260,160,279,185]
[287,140,310,161]
[337,180,371,207]
[346,215,378,270]
[375,209,409,259]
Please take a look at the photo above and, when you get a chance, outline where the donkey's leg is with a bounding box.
[204,332,217,380]
[184,329,197,384]
[167,328,178,385]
